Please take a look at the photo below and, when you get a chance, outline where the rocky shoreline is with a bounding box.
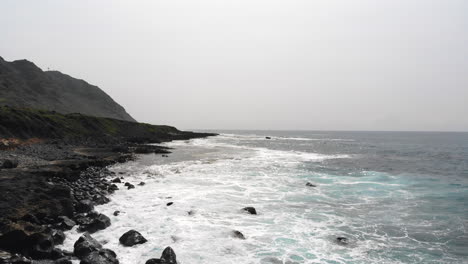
[0,135,213,264]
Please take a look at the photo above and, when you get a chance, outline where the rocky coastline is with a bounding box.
[0,133,215,263]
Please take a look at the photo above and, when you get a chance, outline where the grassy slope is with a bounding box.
[0,106,210,143]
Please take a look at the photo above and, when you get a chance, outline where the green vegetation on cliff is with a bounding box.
[0,106,212,143]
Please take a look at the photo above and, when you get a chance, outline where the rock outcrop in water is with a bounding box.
[119,230,147,247]
[242,207,257,215]
[145,246,177,264]
[74,233,119,264]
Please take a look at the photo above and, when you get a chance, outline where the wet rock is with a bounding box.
[145,246,177,264]
[73,233,102,259]
[55,257,73,264]
[187,210,194,216]
[336,237,349,245]
[57,216,76,230]
[119,230,148,247]
[108,184,119,192]
[2,159,18,169]
[124,182,135,189]
[231,230,246,240]
[51,229,66,245]
[138,182,145,186]
[80,249,119,264]
[306,182,317,187]
[79,214,111,233]
[31,234,54,259]
[160,247,177,264]
[162,154,169,158]
[265,137,271,139]
[242,207,257,215]
[113,211,120,216]
[166,202,173,206]
[93,195,110,205]
[76,200,94,213]
[111,178,121,183]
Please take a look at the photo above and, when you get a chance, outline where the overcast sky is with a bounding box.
[1,0,467,131]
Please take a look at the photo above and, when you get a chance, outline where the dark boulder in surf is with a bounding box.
[231,230,246,240]
[166,202,173,206]
[57,216,76,230]
[336,237,349,245]
[73,233,102,259]
[242,207,257,215]
[265,137,271,139]
[78,213,111,233]
[160,247,177,264]
[113,211,120,216]
[306,182,317,187]
[76,200,94,213]
[145,246,177,264]
[119,230,147,247]
[111,178,121,183]
[81,248,119,264]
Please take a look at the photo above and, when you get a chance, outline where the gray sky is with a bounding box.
[1,0,467,131]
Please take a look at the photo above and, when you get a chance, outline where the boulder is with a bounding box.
[80,249,119,264]
[113,211,120,216]
[73,233,102,259]
[76,200,94,213]
[242,207,257,215]
[79,214,111,233]
[55,257,73,264]
[51,229,66,245]
[265,137,271,139]
[306,182,317,187]
[57,216,76,230]
[119,230,147,247]
[166,202,173,206]
[145,246,177,264]
[2,159,18,169]
[160,247,177,264]
[231,230,245,240]
[138,182,145,186]
[111,178,121,183]
[31,233,54,259]
[336,237,349,245]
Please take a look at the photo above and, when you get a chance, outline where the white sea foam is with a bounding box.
[59,136,433,264]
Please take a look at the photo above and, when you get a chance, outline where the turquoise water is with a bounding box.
[61,131,468,263]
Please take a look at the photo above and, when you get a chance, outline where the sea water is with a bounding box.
[60,131,468,264]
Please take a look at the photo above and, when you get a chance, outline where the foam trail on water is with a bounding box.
[59,134,466,264]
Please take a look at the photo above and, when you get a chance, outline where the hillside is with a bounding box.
[0,56,135,122]
[0,106,211,144]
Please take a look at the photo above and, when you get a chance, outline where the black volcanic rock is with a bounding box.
[119,230,147,247]
[73,233,102,259]
[78,213,111,233]
[0,57,135,122]
[242,207,257,215]
[231,230,246,240]
[81,249,119,264]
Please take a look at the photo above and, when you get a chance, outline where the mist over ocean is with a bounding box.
[61,131,468,264]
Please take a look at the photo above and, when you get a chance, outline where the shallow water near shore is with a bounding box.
[60,131,468,264]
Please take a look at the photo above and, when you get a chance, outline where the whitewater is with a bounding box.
[60,132,468,264]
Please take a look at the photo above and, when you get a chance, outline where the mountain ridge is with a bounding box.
[0,57,136,122]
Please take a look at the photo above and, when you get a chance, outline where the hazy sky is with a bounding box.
[1,0,467,131]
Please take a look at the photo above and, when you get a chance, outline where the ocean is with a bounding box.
[60,131,468,264]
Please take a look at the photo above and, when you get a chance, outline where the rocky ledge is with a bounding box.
[0,133,214,263]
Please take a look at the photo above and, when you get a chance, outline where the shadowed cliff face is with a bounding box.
[0,56,136,122]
